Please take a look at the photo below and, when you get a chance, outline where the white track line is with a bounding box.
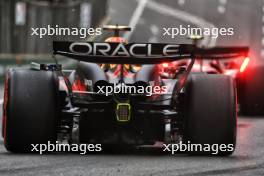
[0,99,3,105]
[123,0,148,40]
[178,0,185,6]
[146,0,217,47]
[148,36,158,43]
[219,0,227,5]
[150,24,159,35]
[218,0,227,14]
[262,37,264,46]
[149,24,159,42]
[217,6,226,14]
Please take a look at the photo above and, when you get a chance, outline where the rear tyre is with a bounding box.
[238,65,264,116]
[183,74,236,155]
[3,69,59,152]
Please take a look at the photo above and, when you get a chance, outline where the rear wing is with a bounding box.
[53,41,249,64]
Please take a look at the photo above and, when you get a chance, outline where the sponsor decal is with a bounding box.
[68,42,180,57]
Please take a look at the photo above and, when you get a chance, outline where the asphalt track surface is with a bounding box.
[1,0,264,175]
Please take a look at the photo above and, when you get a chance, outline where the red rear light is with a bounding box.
[162,63,169,68]
[72,79,86,91]
[240,57,250,73]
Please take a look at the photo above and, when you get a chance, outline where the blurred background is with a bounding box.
[0,0,107,53]
[0,0,108,80]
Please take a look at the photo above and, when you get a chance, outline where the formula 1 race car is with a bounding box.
[2,26,248,155]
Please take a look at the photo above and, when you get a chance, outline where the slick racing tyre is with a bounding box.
[238,65,264,116]
[3,69,59,152]
[184,74,237,156]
